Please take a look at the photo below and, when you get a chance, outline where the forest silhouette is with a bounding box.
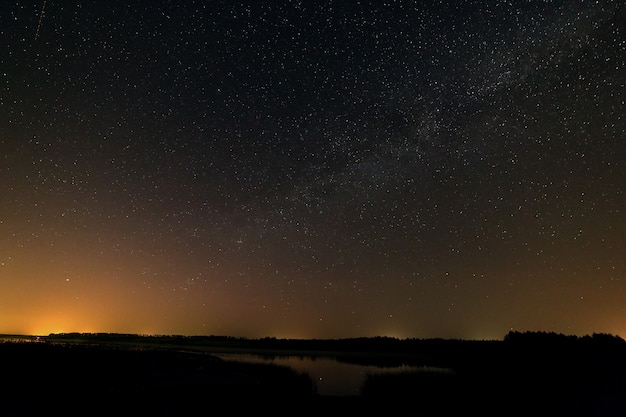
[0,331,624,416]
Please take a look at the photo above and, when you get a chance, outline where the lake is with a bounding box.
[213,352,452,396]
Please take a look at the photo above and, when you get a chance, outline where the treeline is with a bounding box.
[44,330,626,355]
[41,330,626,371]
[504,330,626,350]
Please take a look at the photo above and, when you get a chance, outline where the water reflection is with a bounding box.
[214,353,452,396]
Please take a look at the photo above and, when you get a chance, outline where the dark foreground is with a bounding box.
[1,331,625,416]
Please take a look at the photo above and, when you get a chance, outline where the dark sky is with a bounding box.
[1,0,624,339]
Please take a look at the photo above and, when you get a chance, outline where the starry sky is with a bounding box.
[1,0,624,340]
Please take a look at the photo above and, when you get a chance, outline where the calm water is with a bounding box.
[0,337,451,396]
[214,352,452,396]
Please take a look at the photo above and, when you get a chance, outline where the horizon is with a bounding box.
[3,328,626,343]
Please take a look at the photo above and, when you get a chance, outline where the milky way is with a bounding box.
[1,0,624,339]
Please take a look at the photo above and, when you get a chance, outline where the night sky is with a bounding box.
[1,0,624,340]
